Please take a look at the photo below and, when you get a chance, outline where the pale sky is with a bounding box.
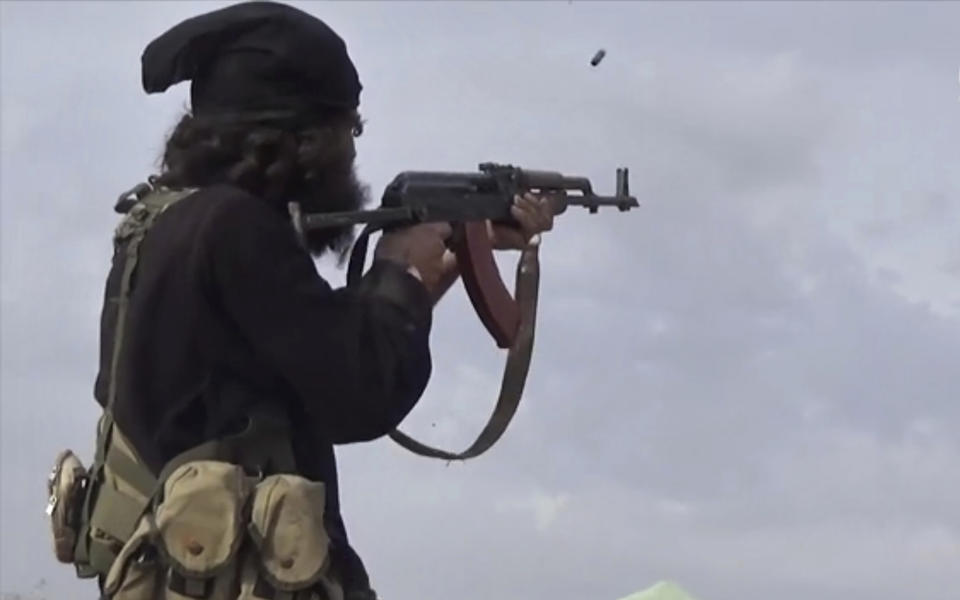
[1,2,959,600]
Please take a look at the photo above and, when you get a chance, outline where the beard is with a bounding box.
[290,158,371,262]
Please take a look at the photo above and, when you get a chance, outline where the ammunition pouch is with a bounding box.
[102,461,342,600]
[46,449,90,563]
[51,409,343,600]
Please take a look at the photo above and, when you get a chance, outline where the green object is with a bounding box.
[617,581,699,600]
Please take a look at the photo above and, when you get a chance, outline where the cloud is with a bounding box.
[495,490,573,532]
[944,251,960,279]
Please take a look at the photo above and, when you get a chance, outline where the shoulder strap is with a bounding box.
[107,187,196,412]
[96,187,196,470]
[74,186,195,577]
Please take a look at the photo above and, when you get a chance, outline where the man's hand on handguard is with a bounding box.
[487,192,555,250]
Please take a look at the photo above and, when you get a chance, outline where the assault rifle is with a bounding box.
[288,162,638,346]
[287,162,639,461]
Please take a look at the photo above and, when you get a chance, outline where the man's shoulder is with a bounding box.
[185,183,277,217]
[167,184,312,275]
[178,184,292,239]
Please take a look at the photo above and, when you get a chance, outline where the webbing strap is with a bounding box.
[75,187,195,578]
[88,482,144,543]
[94,189,195,474]
[106,189,196,413]
[387,244,540,460]
[105,438,157,498]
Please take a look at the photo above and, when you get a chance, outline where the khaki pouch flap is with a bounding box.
[102,516,158,598]
[155,461,253,578]
[248,474,329,591]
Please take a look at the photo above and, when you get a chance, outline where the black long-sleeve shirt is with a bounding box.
[93,183,433,593]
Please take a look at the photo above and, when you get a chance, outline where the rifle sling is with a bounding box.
[387,244,540,461]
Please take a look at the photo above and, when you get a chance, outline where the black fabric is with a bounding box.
[141,1,362,115]
[93,183,431,593]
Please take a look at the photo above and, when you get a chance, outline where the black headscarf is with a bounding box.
[141,1,362,117]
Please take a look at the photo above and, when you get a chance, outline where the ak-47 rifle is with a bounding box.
[287,162,639,462]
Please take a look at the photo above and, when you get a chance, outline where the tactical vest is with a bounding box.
[46,185,346,600]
